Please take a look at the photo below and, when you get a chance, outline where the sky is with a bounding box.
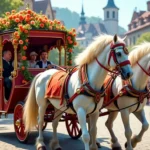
[49,0,148,30]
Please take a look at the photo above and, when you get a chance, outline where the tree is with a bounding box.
[0,0,23,17]
[136,32,150,45]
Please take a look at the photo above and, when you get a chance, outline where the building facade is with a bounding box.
[126,1,150,46]
[20,0,55,20]
[76,0,119,48]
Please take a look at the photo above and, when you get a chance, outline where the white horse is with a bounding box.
[23,34,133,150]
[102,42,150,150]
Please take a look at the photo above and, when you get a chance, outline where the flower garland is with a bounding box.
[0,9,77,83]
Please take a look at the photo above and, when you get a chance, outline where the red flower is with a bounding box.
[14,31,19,36]
[27,10,31,14]
[15,18,20,23]
[25,39,29,43]
[24,30,28,34]
[22,80,28,84]
[68,49,73,53]
[19,40,23,45]
[67,36,71,40]
[40,23,44,28]
[23,46,27,50]
[18,25,24,32]
[22,56,27,60]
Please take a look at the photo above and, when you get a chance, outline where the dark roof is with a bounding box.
[103,0,119,9]
[33,0,50,14]
[76,23,107,38]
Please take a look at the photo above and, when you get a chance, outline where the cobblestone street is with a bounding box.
[0,106,150,150]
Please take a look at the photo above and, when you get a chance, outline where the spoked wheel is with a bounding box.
[14,101,29,143]
[65,113,82,139]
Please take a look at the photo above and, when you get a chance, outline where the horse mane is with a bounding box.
[129,42,150,66]
[74,34,123,66]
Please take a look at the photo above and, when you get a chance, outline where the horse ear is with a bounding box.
[122,35,127,41]
[113,34,118,43]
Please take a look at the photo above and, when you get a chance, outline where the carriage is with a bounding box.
[0,8,82,143]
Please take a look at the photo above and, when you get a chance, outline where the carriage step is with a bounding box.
[0,111,8,118]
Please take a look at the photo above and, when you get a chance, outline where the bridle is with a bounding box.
[137,62,150,76]
[95,42,130,74]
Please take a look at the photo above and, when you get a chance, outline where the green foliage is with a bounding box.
[136,32,150,45]
[53,7,126,35]
[0,0,23,17]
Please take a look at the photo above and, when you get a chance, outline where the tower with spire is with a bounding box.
[103,0,119,35]
[79,3,86,25]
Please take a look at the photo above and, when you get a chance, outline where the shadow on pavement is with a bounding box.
[0,130,111,150]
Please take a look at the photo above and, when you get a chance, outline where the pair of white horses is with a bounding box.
[23,34,149,150]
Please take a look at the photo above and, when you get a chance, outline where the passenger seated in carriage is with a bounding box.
[2,50,13,100]
[12,52,22,67]
[28,51,38,68]
[36,50,56,69]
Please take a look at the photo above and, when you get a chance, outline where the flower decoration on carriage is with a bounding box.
[0,8,77,82]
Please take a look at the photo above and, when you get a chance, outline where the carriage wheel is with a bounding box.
[14,101,29,143]
[65,113,82,139]
[36,122,48,131]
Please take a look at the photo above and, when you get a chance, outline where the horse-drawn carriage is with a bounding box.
[0,8,81,143]
[0,8,149,150]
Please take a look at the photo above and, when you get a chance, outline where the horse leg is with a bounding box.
[121,110,133,150]
[105,111,121,150]
[89,111,99,150]
[131,109,149,148]
[77,107,90,150]
[36,99,47,150]
[50,109,63,150]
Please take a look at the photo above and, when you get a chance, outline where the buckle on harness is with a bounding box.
[76,88,81,94]
[119,91,123,96]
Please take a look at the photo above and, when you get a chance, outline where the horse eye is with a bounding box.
[116,52,122,57]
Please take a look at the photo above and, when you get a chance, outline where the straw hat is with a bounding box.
[30,51,38,56]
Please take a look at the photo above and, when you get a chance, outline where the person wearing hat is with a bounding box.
[28,51,38,68]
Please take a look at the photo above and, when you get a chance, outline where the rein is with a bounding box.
[137,62,150,76]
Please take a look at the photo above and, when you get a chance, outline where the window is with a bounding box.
[113,11,115,18]
[107,11,109,18]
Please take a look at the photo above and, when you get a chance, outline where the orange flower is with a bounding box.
[22,56,27,60]
[74,41,77,46]
[15,18,20,23]
[73,34,76,37]
[69,40,73,44]
[6,22,10,26]
[57,21,61,24]
[40,23,44,28]
[25,17,30,22]
[72,28,76,32]
[8,15,12,19]
[19,40,24,45]
[68,49,73,53]
[18,25,24,32]
[61,25,65,29]
[69,31,73,35]
[27,10,31,14]
[11,10,16,13]
[6,12,10,16]
[22,80,28,84]
[13,39,18,44]
[21,66,25,70]
[49,21,53,25]
[23,46,27,50]
[19,15,24,21]
[25,39,29,43]
[14,31,19,36]
[24,30,28,34]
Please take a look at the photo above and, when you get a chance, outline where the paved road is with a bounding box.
[0,106,150,150]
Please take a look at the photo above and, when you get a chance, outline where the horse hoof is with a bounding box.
[125,142,127,148]
[96,142,101,148]
[112,147,122,150]
[37,146,47,150]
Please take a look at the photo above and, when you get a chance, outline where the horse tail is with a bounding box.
[23,73,41,132]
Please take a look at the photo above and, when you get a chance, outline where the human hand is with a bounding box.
[47,64,52,69]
